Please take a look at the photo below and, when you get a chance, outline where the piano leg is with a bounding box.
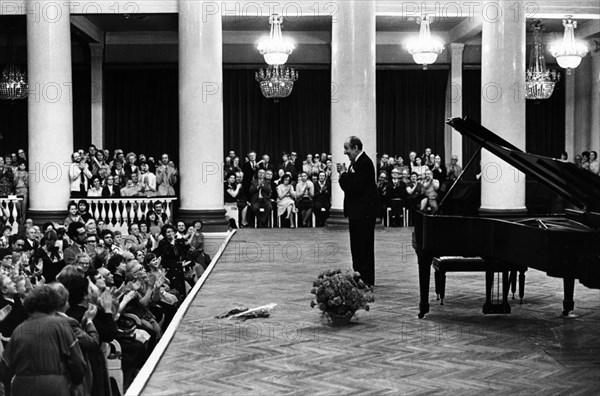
[518,270,526,304]
[434,270,441,301]
[562,277,575,317]
[434,270,446,304]
[483,271,511,314]
[417,249,433,318]
[501,271,511,314]
[483,271,493,314]
[509,270,517,299]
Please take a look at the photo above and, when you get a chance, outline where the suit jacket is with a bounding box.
[102,185,121,198]
[23,238,38,252]
[279,162,297,180]
[339,152,379,219]
[249,179,273,205]
[314,180,332,205]
[242,161,258,195]
[63,242,84,266]
[259,162,275,174]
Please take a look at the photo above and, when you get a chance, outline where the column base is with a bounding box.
[326,209,348,226]
[177,209,229,232]
[28,209,68,226]
[478,207,527,217]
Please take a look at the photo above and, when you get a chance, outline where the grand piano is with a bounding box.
[413,117,600,318]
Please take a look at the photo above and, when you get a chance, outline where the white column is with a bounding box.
[573,56,592,154]
[564,71,575,158]
[590,49,600,155]
[27,0,73,221]
[178,0,226,228]
[450,43,464,167]
[90,43,104,148]
[329,0,376,223]
[480,1,526,212]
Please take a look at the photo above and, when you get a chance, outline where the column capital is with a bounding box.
[89,43,104,58]
[450,43,465,53]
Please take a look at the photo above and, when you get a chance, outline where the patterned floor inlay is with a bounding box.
[142,228,600,395]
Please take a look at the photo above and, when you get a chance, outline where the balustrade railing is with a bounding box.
[77,197,177,234]
[1,197,23,233]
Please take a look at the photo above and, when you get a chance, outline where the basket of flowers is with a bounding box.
[310,269,375,325]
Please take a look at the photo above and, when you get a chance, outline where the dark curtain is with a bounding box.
[0,64,91,156]
[223,68,330,160]
[103,66,179,161]
[462,68,565,158]
[376,69,449,159]
[0,97,27,155]
[461,68,482,180]
[73,65,91,150]
[526,69,565,157]
[461,67,567,212]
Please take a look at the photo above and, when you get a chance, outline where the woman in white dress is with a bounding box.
[276,174,297,228]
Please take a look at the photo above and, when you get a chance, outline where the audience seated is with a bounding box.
[276,174,297,228]
[295,172,314,227]
[249,169,273,228]
[5,142,598,396]
[313,172,331,227]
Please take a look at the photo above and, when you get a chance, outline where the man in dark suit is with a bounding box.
[101,175,121,197]
[242,151,259,196]
[63,222,86,266]
[23,227,39,253]
[249,169,273,228]
[337,136,378,287]
[258,154,275,174]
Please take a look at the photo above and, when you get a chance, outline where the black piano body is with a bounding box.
[413,117,600,318]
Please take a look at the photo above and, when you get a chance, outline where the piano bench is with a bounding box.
[432,257,526,306]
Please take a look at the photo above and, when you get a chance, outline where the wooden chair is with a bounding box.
[104,340,124,396]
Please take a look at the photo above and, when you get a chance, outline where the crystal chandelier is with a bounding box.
[0,23,28,101]
[255,65,298,101]
[257,14,295,66]
[406,15,444,70]
[526,22,559,100]
[0,65,28,100]
[549,17,588,74]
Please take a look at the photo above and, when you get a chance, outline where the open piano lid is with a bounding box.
[446,117,600,213]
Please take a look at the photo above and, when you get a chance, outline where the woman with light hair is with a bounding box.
[276,174,297,228]
[0,284,87,396]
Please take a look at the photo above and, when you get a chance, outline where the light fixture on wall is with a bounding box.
[257,14,295,66]
[255,65,298,102]
[0,23,28,101]
[405,15,444,70]
[549,17,588,75]
[526,21,559,100]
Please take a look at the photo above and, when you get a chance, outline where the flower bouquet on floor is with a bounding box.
[310,269,374,325]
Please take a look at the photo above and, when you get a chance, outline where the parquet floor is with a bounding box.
[141,228,600,395]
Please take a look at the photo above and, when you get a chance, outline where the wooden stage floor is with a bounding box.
[140,228,600,395]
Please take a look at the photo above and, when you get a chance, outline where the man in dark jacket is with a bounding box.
[337,136,378,287]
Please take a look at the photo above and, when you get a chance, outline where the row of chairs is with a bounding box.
[224,203,319,229]
[225,204,412,228]
[384,207,412,227]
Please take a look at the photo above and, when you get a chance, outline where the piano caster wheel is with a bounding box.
[418,312,425,319]
[418,302,430,319]
[511,294,515,300]
[436,295,440,301]
[482,303,491,315]
[562,310,578,318]
[519,298,523,305]
[440,299,444,306]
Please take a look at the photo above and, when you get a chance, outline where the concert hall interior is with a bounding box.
[0,1,599,395]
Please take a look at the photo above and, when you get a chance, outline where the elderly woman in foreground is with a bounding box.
[0,285,87,396]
